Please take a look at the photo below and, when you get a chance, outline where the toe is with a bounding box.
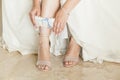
[41,65,45,70]
[44,65,49,70]
[68,61,73,65]
[65,61,69,65]
[37,65,43,70]
[72,61,76,65]
[64,61,70,67]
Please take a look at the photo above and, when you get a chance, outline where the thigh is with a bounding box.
[41,0,60,18]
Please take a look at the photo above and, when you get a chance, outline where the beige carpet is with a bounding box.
[0,0,2,36]
[0,47,120,80]
[0,1,120,80]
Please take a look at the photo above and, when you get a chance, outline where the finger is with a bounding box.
[30,11,36,26]
[32,13,36,26]
[56,21,62,34]
[58,23,63,34]
[56,23,61,34]
[59,23,65,33]
[59,27,63,33]
[57,21,63,33]
[29,12,33,23]
[53,21,56,32]
[53,21,57,33]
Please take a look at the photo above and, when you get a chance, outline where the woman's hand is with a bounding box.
[29,5,40,27]
[53,8,69,34]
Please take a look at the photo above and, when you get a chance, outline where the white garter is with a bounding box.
[35,16,54,31]
[34,16,69,56]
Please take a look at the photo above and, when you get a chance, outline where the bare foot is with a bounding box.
[63,37,81,67]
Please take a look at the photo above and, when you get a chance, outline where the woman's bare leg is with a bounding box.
[37,0,60,71]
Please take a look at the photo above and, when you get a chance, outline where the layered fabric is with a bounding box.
[61,0,120,63]
[2,0,68,56]
[2,0,120,63]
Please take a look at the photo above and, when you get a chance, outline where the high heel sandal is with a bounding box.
[63,37,81,67]
[36,46,51,71]
[36,27,51,71]
[63,56,80,67]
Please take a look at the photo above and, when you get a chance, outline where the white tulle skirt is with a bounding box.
[2,0,120,63]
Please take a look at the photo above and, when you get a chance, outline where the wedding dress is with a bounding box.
[61,0,120,63]
[2,0,120,63]
[2,0,68,56]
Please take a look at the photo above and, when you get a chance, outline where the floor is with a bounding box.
[0,1,120,80]
[0,47,120,80]
[0,0,2,36]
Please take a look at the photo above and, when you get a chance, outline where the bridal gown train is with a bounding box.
[2,0,120,63]
[61,0,120,63]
